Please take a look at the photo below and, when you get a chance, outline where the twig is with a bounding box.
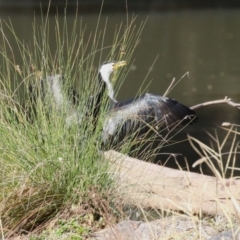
[163,78,175,97]
[190,96,240,110]
[222,122,240,127]
[163,72,190,97]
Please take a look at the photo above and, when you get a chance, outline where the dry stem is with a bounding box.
[190,96,240,110]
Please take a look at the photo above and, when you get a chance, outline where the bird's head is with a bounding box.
[98,61,126,101]
[99,61,126,84]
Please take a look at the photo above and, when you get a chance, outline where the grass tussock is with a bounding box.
[189,125,240,178]
[0,7,146,238]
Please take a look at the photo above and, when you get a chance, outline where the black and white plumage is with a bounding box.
[102,93,196,145]
[30,61,196,147]
[98,61,196,146]
[28,61,127,127]
[91,61,126,122]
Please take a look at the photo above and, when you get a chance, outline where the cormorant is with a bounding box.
[30,61,196,147]
[98,61,196,146]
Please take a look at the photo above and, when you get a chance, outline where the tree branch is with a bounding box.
[190,96,240,110]
[105,150,240,216]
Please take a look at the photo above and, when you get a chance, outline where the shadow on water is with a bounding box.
[1,7,240,177]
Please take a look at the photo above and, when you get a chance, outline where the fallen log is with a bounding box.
[104,150,240,217]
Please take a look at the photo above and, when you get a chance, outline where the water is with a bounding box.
[1,8,240,176]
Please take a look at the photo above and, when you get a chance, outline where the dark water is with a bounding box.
[1,9,240,176]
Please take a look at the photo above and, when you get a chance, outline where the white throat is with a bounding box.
[100,66,117,103]
[105,79,116,102]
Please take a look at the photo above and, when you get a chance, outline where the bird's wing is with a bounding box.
[102,93,196,144]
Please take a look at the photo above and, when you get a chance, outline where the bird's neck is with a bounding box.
[98,74,117,103]
[105,80,117,103]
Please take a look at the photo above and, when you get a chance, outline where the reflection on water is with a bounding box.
[1,8,240,176]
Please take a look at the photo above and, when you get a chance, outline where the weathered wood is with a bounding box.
[105,150,240,216]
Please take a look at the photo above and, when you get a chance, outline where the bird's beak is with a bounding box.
[113,61,127,70]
